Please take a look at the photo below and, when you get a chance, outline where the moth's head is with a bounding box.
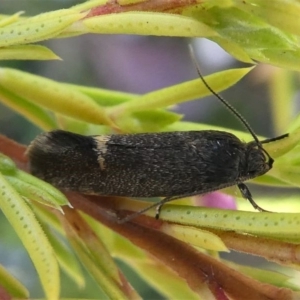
[241,142,272,179]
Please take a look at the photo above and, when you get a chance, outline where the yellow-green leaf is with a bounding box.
[42,224,85,288]
[12,168,69,207]
[0,12,23,27]
[157,205,300,239]
[161,223,229,252]
[0,153,17,176]
[0,264,29,298]
[0,45,60,60]
[83,12,218,37]
[109,67,254,119]
[6,176,64,212]
[116,110,182,133]
[236,0,300,36]
[0,173,60,299]
[0,9,84,47]
[65,225,132,299]
[0,68,114,127]
[0,84,57,131]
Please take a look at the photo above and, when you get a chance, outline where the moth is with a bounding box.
[27,48,287,222]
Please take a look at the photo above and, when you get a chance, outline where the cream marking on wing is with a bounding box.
[95,136,111,170]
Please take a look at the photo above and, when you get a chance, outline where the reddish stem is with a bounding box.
[85,0,199,18]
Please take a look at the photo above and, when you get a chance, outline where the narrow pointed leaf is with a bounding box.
[236,0,300,36]
[110,67,253,117]
[41,223,85,288]
[64,225,136,299]
[0,9,84,47]
[0,85,57,131]
[0,45,60,60]
[6,176,64,212]
[0,154,67,212]
[144,204,300,239]
[0,68,114,127]
[83,12,218,37]
[0,173,60,299]
[162,223,229,252]
[0,264,29,298]
[13,169,69,207]
[0,12,23,27]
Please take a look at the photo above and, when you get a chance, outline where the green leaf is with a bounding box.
[31,202,65,236]
[64,215,135,300]
[157,205,300,239]
[247,48,300,72]
[268,69,294,135]
[0,172,60,299]
[0,264,29,298]
[210,36,254,63]
[116,110,182,133]
[162,223,229,252]
[0,84,57,131]
[87,217,199,300]
[0,153,17,176]
[41,224,85,288]
[83,213,146,260]
[228,261,300,290]
[66,83,136,106]
[0,9,84,47]
[132,261,200,300]
[0,68,114,127]
[0,45,60,60]
[268,165,300,189]
[249,174,290,187]
[109,67,253,117]
[189,5,300,70]
[83,11,218,37]
[5,175,66,212]
[14,169,69,206]
[0,12,23,27]
[0,152,68,218]
[235,0,300,36]
[263,129,299,160]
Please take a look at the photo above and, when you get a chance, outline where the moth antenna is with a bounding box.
[117,201,159,224]
[188,45,273,164]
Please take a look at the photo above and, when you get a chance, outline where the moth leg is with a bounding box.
[118,198,174,223]
[118,195,182,223]
[238,183,270,212]
[155,196,174,219]
[154,195,191,219]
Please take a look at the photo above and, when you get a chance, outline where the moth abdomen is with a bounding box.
[27,130,103,189]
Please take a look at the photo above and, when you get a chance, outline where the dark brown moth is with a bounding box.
[26,129,286,221]
[26,47,288,222]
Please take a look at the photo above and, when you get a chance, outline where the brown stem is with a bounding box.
[85,0,199,17]
[210,229,300,266]
[0,285,12,300]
